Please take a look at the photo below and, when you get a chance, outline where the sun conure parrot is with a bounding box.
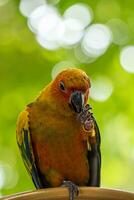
[16,68,101,200]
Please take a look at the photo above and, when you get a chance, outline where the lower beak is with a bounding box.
[69,91,84,113]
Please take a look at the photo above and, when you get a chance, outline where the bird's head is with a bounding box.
[50,68,91,114]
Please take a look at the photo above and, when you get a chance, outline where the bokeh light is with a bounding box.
[0,162,18,190]
[59,18,84,47]
[37,10,63,42]
[74,45,97,63]
[0,165,5,189]
[107,18,130,46]
[19,0,46,17]
[36,35,60,50]
[51,61,75,79]
[120,46,134,73]
[28,5,57,33]
[90,76,113,102]
[26,2,94,50]
[64,3,93,29]
[19,1,114,56]
[82,24,112,58]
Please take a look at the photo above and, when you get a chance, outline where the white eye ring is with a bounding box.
[59,81,66,91]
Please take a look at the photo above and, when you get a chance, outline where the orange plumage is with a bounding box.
[16,68,101,190]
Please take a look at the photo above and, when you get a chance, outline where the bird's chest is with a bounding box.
[30,109,89,185]
[32,113,86,160]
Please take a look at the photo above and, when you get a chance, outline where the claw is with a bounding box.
[77,104,94,132]
[77,104,92,123]
[62,180,79,200]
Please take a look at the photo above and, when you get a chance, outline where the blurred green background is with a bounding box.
[0,0,134,197]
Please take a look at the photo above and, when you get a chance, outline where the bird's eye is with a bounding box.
[59,81,65,91]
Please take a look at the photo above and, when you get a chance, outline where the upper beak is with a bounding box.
[69,91,84,113]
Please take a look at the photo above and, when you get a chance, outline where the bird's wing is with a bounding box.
[86,116,101,187]
[16,109,43,188]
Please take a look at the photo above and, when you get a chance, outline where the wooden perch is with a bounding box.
[2,187,134,200]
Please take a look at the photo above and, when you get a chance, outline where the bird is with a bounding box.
[16,68,101,200]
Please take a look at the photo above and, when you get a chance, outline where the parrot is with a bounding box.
[16,68,101,200]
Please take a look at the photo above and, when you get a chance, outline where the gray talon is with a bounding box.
[62,180,79,200]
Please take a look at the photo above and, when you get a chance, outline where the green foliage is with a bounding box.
[0,0,134,197]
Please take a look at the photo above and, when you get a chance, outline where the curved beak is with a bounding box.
[69,91,84,113]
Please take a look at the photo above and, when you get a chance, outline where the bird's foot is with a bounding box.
[77,104,94,132]
[61,180,79,200]
[77,104,92,123]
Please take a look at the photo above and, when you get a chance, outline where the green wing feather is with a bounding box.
[16,110,43,188]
